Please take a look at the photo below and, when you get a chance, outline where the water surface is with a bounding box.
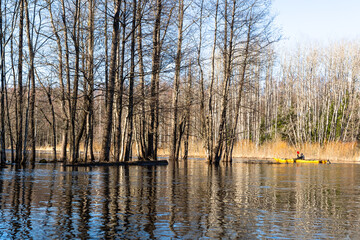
[0,161,359,239]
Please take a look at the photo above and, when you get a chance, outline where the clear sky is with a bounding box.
[272,0,360,47]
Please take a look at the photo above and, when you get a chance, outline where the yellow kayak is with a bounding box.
[295,159,328,164]
[273,158,294,163]
[273,158,329,164]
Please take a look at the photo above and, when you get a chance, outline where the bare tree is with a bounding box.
[0,0,5,166]
[15,0,24,165]
[169,0,184,162]
[124,0,138,162]
[100,0,121,162]
[146,0,162,161]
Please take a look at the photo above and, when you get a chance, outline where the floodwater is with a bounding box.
[0,160,359,239]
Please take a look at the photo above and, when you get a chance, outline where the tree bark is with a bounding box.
[147,0,162,161]
[115,0,126,162]
[136,0,147,160]
[206,0,219,162]
[86,0,95,162]
[24,0,36,165]
[47,0,67,162]
[212,0,236,164]
[100,0,121,162]
[16,0,24,165]
[69,0,81,163]
[0,0,5,166]
[169,0,184,162]
[124,0,137,162]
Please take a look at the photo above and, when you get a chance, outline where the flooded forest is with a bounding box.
[0,0,359,166]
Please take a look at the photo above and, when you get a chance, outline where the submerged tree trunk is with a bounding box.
[100,0,121,162]
[136,0,147,160]
[169,0,184,162]
[86,0,95,162]
[47,0,66,162]
[204,0,218,162]
[114,0,126,162]
[183,62,192,161]
[124,0,137,162]
[212,0,236,164]
[16,0,24,165]
[60,0,72,163]
[227,12,252,163]
[69,0,81,163]
[147,0,162,161]
[0,0,5,166]
[24,0,36,165]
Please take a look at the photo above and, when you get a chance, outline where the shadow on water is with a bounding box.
[0,161,360,238]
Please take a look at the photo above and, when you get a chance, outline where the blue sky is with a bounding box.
[272,0,360,46]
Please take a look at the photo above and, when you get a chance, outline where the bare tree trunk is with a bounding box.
[136,0,147,160]
[169,0,184,162]
[86,0,95,162]
[100,0,121,162]
[0,0,5,166]
[227,9,252,163]
[213,0,236,164]
[115,0,126,162]
[104,0,109,109]
[197,0,206,158]
[47,0,67,162]
[22,72,31,164]
[48,88,57,161]
[206,0,219,162]
[16,0,24,165]
[124,0,137,162]
[147,0,162,161]
[9,27,16,163]
[183,61,192,161]
[24,0,36,165]
[60,0,72,163]
[69,0,81,163]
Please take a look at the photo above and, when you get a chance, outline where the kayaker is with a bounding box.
[296,151,305,160]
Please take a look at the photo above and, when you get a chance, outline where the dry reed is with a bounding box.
[36,139,360,163]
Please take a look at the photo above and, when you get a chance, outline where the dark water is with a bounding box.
[0,161,359,239]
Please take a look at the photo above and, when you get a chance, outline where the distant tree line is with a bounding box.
[0,0,358,166]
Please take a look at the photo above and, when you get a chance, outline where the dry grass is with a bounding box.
[159,139,360,162]
[36,142,102,153]
[36,139,360,163]
[232,140,360,162]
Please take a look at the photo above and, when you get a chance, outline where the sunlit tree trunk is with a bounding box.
[47,0,67,162]
[169,0,184,162]
[213,0,236,164]
[69,0,81,163]
[24,0,36,165]
[124,0,137,162]
[100,0,121,162]
[136,0,147,160]
[86,0,95,162]
[115,0,126,162]
[227,9,252,163]
[147,0,162,161]
[206,0,219,162]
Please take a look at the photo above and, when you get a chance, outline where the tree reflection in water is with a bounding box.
[0,162,359,238]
